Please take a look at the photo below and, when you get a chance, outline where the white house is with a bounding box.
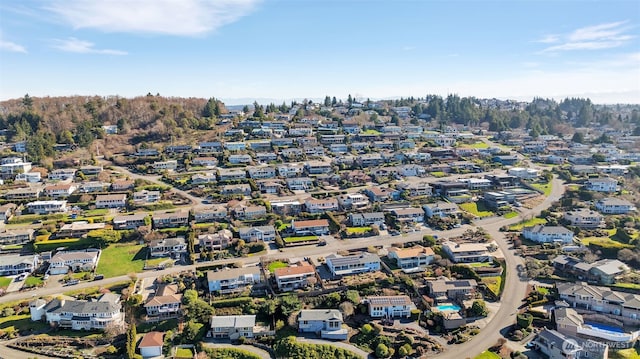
[95,194,127,209]
[522,225,575,244]
[144,284,182,319]
[391,207,425,223]
[207,266,262,294]
[595,198,636,214]
[32,293,123,331]
[49,250,100,274]
[563,209,604,228]
[44,184,77,198]
[423,201,459,218]
[274,263,316,291]
[349,212,385,226]
[325,252,380,277]
[0,254,38,276]
[238,225,276,242]
[148,237,187,257]
[297,309,348,340]
[585,178,619,193]
[508,167,539,179]
[138,332,164,359]
[209,315,269,340]
[442,241,491,263]
[365,295,416,318]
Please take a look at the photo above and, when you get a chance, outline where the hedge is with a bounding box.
[211,297,253,308]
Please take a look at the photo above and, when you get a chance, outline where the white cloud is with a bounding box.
[51,37,127,55]
[540,21,634,53]
[45,0,261,36]
[0,39,27,53]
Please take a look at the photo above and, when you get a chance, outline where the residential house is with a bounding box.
[44,183,77,198]
[144,284,182,319]
[5,187,42,200]
[78,181,109,193]
[256,179,282,194]
[232,205,267,220]
[508,167,540,179]
[595,198,636,214]
[57,221,106,238]
[238,225,276,242]
[197,141,223,154]
[152,211,189,229]
[112,213,149,230]
[277,163,305,178]
[193,206,228,223]
[221,184,252,196]
[365,296,416,318]
[15,172,41,183]
[199,229,233,251]
[483,191,516,209]
[133,190,161,204]
[0,254,38,276]
[522,225,575,244]
[228,154,252,164]
[151,160,178,171]
[217,168,247,181]
[423,201,459,218]
[533,329,608,359]
[492,155,518,165]
[79,165,103,175]
[297,310,348,340]
[391,208,425,223]
[0,203,16,223]
[0,228,34,245]
[325,252,380,277]
[286,177,314,191]
[49,250,100,275]
[388,245,435,271]
[138,332,164,359]
[553,256,630,285]
[247,166,277,179]
[95,194,127,209]
[274,263,316,291]
[207,266,262,293]
[111,179,134,191]
[291,219,330,236]
[26,200,67,214]
[148,237,187,257]
[191,157,218,168]
[556,282,640,323]
[48,168,76,181]
[349,212,385,227]
[396,182,432,197]
[191,172,217,185]
[305,161,333,175]
[337,193,370,210]
[304,198,339,213]
[442,241,491,263]
[563,209,604,228]
[32,293,124,331]
[585,178,619,193]
[209,315,265,340]
[427,277,478,302]
[553,307,639,346]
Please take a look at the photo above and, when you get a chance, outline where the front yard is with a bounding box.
[459,202,494,217]
[96,243,147,278]
[508,217,547,231]
[530,182,552,196]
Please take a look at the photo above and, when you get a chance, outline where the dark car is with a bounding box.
[317,240,327,246]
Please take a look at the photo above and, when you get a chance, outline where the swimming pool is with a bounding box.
[436,304,461,312]
[585,322,624,334]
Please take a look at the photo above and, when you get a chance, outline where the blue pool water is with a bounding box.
[436,304,461,312]
[585,322,624,334]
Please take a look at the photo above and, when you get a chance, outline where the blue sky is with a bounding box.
[1,0,639,104]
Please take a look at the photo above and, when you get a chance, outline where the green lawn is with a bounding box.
[580,229,634,249]
[469,142,489,149]
[531,182,553,196]
[474,351,501,359]
[138,318,179,333]
[0,276,12,288]
[612,348,640,359]
[0,314,48,333]
[82,208,109,217]
[612,283,640,290]
[96,244,147,278]
[537,287,550,295]
[482,276,502,296]
[459,202,494,217]
[508,217,547,231]
[268,261,288,273]
[283,236,318,243]
[176,348,194,358]
[362,129,381,135]
[503,211,518,219]
[431,171,447,178]
[24,276,43,287]
[346,227,372,234]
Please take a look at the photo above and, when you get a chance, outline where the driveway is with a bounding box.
[202,342,273,359]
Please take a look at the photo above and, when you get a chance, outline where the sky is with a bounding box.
[0,0,639,105]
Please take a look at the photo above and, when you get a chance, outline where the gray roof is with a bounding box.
[598,197,633,206]
[536,329,607,359]
[557,282,640,308]
[553,307,584,327]
[298,309,343,322]
[206,266,261,282]
[326,252,380,267]
[238,225,275,235]
[209,315,256,329]
[524,225,573,235]
[591,259,629,275]
[48,293,120,315]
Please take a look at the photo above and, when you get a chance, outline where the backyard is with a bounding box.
[95,243,147,278]
[268,260,288,273]
[459,202,494,218]
[530,182,553,196]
